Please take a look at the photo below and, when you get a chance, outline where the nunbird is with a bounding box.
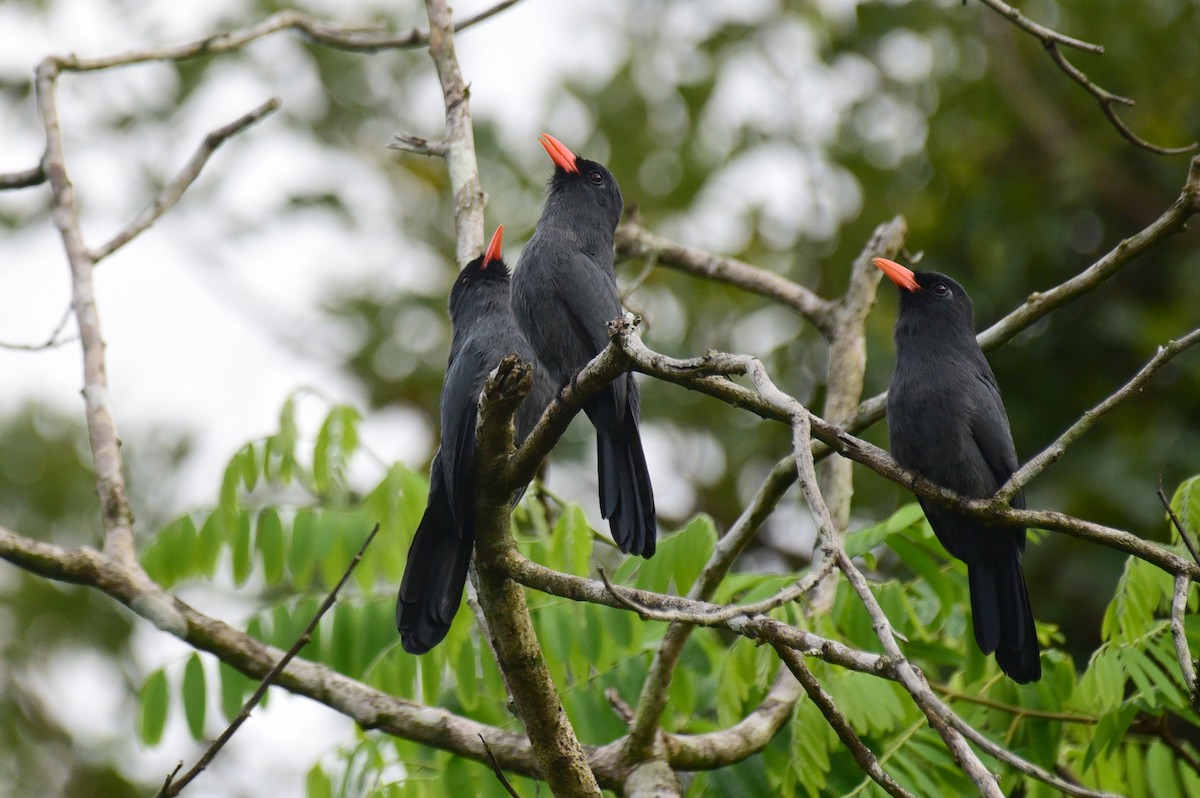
[874,257,1040,683]
[511,133,657,557]
[397,226,553,654]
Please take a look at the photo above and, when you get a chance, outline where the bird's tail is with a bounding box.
[596,422,657,558]
[396,484,473,655]
[967,551,1041,683]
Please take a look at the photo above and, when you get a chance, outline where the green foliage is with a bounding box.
[133,389,1200,796]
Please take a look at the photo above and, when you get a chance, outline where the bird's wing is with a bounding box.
[969,370,1025,510]
[439,348,482,531]
[555,251,629,411]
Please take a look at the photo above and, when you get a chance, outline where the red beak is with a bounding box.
[538,133,580,174]
[483,225,504,268]
[872,258,921,292]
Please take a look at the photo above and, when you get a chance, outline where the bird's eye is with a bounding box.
[932,283,949,296]
[588,170,604,184]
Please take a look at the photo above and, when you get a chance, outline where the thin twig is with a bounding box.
[942,707,1120,798]
[775,646,914,798]
[995,328,1200,502]
[480,734,523,798]
[0,304,76,351]
[157,524,381,798]
[44,3,525,73]
[387,132,448,157]
[973,0,1194,154]
[1159,479,1200,567]
[0,161,46,190]
[89,98,281,262]
[615,219,835,332]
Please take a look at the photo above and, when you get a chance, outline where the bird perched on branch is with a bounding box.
[874,257,1041,683]
[511,133,657,558]
[397,226,553,654]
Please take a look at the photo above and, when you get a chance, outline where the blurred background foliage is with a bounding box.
[1,0,1198,794]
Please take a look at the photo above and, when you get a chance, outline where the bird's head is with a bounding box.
[872,258,975,332]
[538,133,623,234]
[450,225,510,314]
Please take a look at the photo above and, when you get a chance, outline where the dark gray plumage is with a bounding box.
[397,227,554,654]
[510,134,657,557]
[875,258,1041,683]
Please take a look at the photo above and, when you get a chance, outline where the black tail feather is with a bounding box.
[396,480,473,655]
[596,423,656,558]
[967,552,1040,683]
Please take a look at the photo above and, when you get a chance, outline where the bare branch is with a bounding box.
[387,132,448,157]
[504,551,888,675]
[0,304,76,351]
[35,59,139,565]
[158,524,381,798]
[1171,575,1199,710]
[996,328,1200,502]
[775,646,914,798]
[942,708,1121,798]
[42,4,524,74]
[615,218,836,332]
[0,160,46,190]
[664,670,800,770]
[1159,480,1200,568]
[89,98,280,263]
[0,524,550,781]
[424,0,487,265]
[480,735,524,798]
[820,215,908,532]
[973,0,1195,154]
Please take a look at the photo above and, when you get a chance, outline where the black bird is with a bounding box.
[874,257,1041,683]
[511,133,657,558]
[397,226,554,654]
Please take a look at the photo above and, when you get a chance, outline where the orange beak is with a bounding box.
[538,133,580,174]
[483,225,504,268]
[872,258,921,292]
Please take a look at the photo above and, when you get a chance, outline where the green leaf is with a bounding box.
[219,660,250,722]
[232,511,253,586]
[138,669,169,746]
[182,653,206,740]
[257,509,286,586]
[845,502,926,558]
[289,508,319,586]
[313,405,361,502]
[306,764,333,798]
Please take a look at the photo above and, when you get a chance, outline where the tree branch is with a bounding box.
[35,58,139,566]
[995,328,1200,502]
[39,4,524,74]
[615,218,836,332]
[1171,575,1198,711]
[1160,480,1200,568]
[158,524,381,797]
[775,646,914,798]
[424,0,487,265]
[973,0,1195,154]
[89,98,280,263]
[473,357,602,797]
[0,160,46,190]
[819,215,908,533]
